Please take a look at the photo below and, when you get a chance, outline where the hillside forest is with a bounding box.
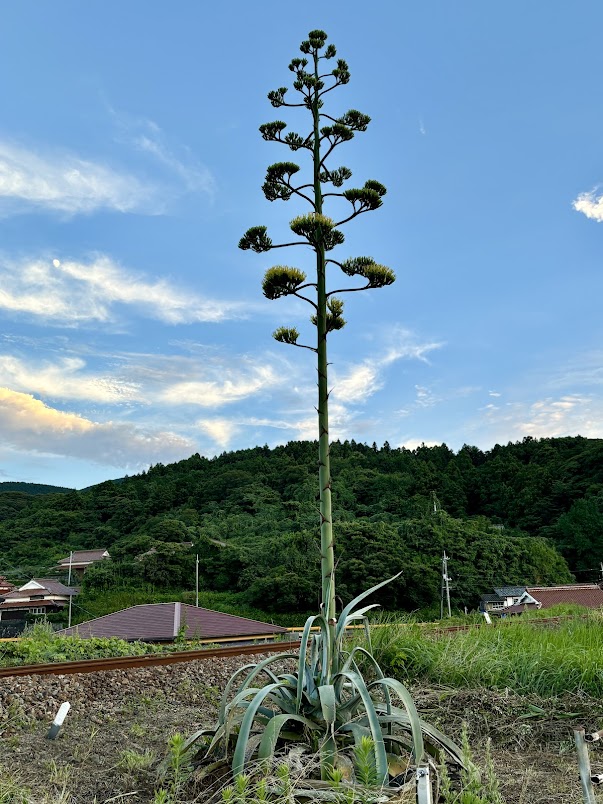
[1,435,602,619]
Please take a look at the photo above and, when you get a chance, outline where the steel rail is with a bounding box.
[0,615,579,679]
[0,640,300,679]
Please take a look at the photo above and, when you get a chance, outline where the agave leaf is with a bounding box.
[341,647,392,717]
[218,663,257,723]
[367,677,423,764]
[374,705,464,766]
[333,669,388,784]
[335,572,402,646]
[342,603,380,625]
[296,614,329,710]
[338,721,372,745]
[257,713,321,762]
[317,684,337,725]
[204,722,228,759]
[232,681,293,777]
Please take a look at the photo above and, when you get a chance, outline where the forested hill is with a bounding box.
[0,482,73,495]
[1,436,602,613]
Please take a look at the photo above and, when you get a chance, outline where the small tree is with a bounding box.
[182,31,463,795]
[239,29,395,669]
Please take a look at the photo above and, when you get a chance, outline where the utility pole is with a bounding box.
[195,554,199,608]
[67,550,73,628]
[440,551,452,619]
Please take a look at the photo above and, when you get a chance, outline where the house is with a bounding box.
[0,579,78,621]
[57,602,288,643]
[480,586,526,613]
[0,576,14,596]
[480,583,603,615]
[56,549,110,578]
[521,584,603,610]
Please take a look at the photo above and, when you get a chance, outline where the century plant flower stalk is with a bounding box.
[239,29,395,674]
[181,31,464,792]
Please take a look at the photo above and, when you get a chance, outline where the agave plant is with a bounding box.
[180,29,463,799]
[181,575,463,798]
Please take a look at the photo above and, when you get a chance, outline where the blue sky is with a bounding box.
[1,2,602,488]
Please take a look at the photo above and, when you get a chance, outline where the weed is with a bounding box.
[130,723,146,738]
[154,732,194,803]
[439,726,505,804]
[0,765,29,803]
[72,726,99,763]
[117,748,156,774]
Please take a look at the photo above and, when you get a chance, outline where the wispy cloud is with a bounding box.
[0,254,242,325]
[471,394,603,445]
[110,107,215,198]
[332,327,443,406]
[0,388,194,467]
[572,188,603,222]
[159,364,279,407]
[0,140,157,216]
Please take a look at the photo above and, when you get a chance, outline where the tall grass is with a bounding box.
[360,613,603,698]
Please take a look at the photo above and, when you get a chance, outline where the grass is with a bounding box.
[359,611,603,698]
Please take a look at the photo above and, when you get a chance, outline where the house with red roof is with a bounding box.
[480,583,603,615]
[57,602,287,643]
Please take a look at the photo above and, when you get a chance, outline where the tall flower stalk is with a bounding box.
[239,30,395,671]
[182,32,463,795]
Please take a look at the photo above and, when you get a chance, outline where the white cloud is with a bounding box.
[0,354,140,403]
[110,107,215,197]
[160,364,279,407]
[473,394,603,445]
[415,385,439,408]
[0,255,241,325]
[399,438,443,450]
[332,327,443,406]
[0,388,194,467]
[196,417,240,448]
[0,141,157,215]
[334,364,381,404]
[573,188,603,223]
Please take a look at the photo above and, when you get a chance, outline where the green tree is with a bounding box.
[239,28,395,658]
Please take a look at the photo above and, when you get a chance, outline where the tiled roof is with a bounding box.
[0,600,65,609]
[57,549,109,565]
[57,603,288,641]
[3,579,78,600]
[493,586,526,597]
[525,584,603,609]
[34,578,79,595]
[481,593,504,603]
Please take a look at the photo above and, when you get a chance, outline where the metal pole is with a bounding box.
[440,553,446,620]
[574,727,597,804]
[67,551,73,628]
[195,554,199,608]
[444,552,452,618]
[416,765,433,804]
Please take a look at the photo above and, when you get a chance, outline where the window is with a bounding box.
[29,607,45,615]
[489,601,504,609]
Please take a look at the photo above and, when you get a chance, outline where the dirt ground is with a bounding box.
[2,675,601,803]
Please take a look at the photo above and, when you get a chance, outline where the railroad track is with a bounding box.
[0,615,577,679]
[0,640,300,679]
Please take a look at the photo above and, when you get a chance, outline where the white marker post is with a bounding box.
[46,701,71,740]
